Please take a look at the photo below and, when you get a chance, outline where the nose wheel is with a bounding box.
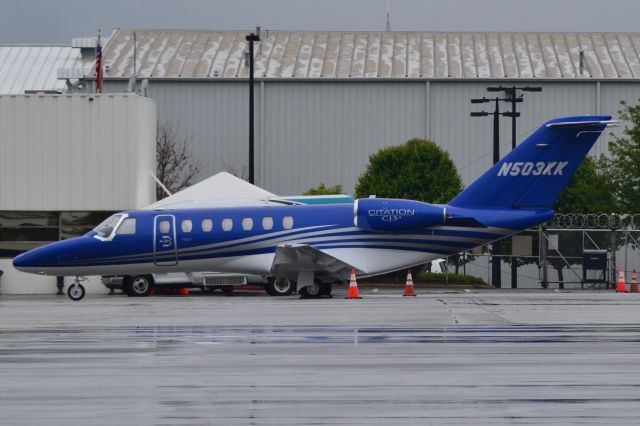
[67,276,87,301]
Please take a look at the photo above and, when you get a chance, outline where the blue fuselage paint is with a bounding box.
[13,202,552,276]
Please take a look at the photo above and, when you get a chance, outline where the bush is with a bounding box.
[416,271,485,284]
[304,183,344,195]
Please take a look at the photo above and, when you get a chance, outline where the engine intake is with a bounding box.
[354,198,446,232]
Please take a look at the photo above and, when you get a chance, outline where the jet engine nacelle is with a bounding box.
[354,198,446,232]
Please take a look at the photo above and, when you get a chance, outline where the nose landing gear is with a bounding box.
[68,276,87,301]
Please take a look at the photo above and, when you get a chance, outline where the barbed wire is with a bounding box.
[550,213,640,229]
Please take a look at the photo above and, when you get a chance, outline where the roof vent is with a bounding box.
[72,37,97,48]
[57,68,86,79]
[72,37,98,59]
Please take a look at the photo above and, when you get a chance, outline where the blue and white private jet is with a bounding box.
[14,116,615,300]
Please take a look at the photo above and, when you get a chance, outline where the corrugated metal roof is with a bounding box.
[0,45,93,94]
[103,29,640,79]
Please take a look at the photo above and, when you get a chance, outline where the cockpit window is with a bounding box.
[93,214,124,238]
[116,218,136,235]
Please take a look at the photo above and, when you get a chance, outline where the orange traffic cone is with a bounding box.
[630,270,639,293]
[179,287,190,296]
[403,270,417,297]
[347,268,361,299]
[615,268,627,293]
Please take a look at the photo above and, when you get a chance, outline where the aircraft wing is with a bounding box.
[270,243,362,283]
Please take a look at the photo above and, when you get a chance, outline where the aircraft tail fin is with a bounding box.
[449,116,615,209]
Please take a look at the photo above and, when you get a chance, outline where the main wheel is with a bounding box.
[265,277,295,296]
[68,283,85,301]
[299,282,321,298]
[125,275,153,297]
[319,283,332,297]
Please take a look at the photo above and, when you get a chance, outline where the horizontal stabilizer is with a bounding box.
[546,120,619,128]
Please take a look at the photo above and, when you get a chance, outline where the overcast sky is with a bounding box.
[2,0,639,44]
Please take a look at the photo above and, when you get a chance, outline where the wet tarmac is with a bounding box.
[1,289,640,424]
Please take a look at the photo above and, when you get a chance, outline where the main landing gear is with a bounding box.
[265,277,296,296]
[299,282,332,298]
[67,276,87,301]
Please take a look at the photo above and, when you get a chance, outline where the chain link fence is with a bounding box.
[457,214,640,289]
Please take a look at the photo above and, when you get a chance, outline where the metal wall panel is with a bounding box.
[100,80,640,196]
[430,81,600,184]
[0,93,156,211]
[261,82,426,194]
[146,81,250,183]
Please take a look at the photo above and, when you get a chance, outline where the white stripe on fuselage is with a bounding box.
[72,224,511,266]
[21,248,446,277]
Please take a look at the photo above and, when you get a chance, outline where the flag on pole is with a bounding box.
[95,30,103,93]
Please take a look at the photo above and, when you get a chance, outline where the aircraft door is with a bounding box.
[154,215,178,266]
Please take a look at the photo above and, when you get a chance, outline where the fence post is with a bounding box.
[610,228,617,289]
[540,226,549,288]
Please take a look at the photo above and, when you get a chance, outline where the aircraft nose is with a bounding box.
[13,240,69,273]
[13,250,43,272]
[13,238,94,275]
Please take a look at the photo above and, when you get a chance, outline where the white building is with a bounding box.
[0,93,156,294]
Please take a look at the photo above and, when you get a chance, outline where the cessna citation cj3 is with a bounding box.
[14,116,615,300]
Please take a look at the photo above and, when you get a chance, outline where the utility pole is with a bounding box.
[488,86,541,151]
[245,27,261,184]
[471,85,541,289]
[470,96,509,288]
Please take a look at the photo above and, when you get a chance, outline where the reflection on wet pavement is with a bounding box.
[1,291,640,424]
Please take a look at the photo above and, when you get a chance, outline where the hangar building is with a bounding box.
[0,43,156,293]
[95,29,640,194]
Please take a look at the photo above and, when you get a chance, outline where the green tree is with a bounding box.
[355,138,464,280]
[303,183,344,196]
[545,156,617,288]
[554,156,617,214]
[601,100,640,214]
[355,138,463,203]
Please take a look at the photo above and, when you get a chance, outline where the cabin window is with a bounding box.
[202,219,213,232]
[116,218,136,235]
[158,220,171,234]
[282,216,294,230]
[262,217,273,230]
[222,218,233,231]
[181,219,193,233]
[242,218,253,231]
